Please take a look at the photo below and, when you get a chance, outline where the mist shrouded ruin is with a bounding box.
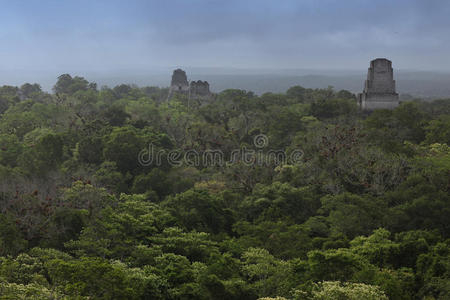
[3,67,450,99]
[0,1,449,300]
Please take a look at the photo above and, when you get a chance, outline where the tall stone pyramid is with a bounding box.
[358,58,399,110]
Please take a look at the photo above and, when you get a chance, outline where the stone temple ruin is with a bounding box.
[358,58,399,110]
[170,69,189,93]
[168,69,211,100]
[190,80,210,96]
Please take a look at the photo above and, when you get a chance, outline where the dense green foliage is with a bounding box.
[0,76,449,299]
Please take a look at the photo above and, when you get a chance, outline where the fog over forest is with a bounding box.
[0,1,449,299]
[2,68,450,99]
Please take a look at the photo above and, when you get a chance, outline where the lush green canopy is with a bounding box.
[0,78,448,299]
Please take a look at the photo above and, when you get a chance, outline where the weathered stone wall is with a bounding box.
[359,58,399,110]
[190,80,210,96]
[359,93,399,110]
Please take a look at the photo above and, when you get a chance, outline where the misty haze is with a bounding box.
[0,1,449,299]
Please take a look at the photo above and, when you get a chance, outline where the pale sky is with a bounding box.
[0,0,449,72]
